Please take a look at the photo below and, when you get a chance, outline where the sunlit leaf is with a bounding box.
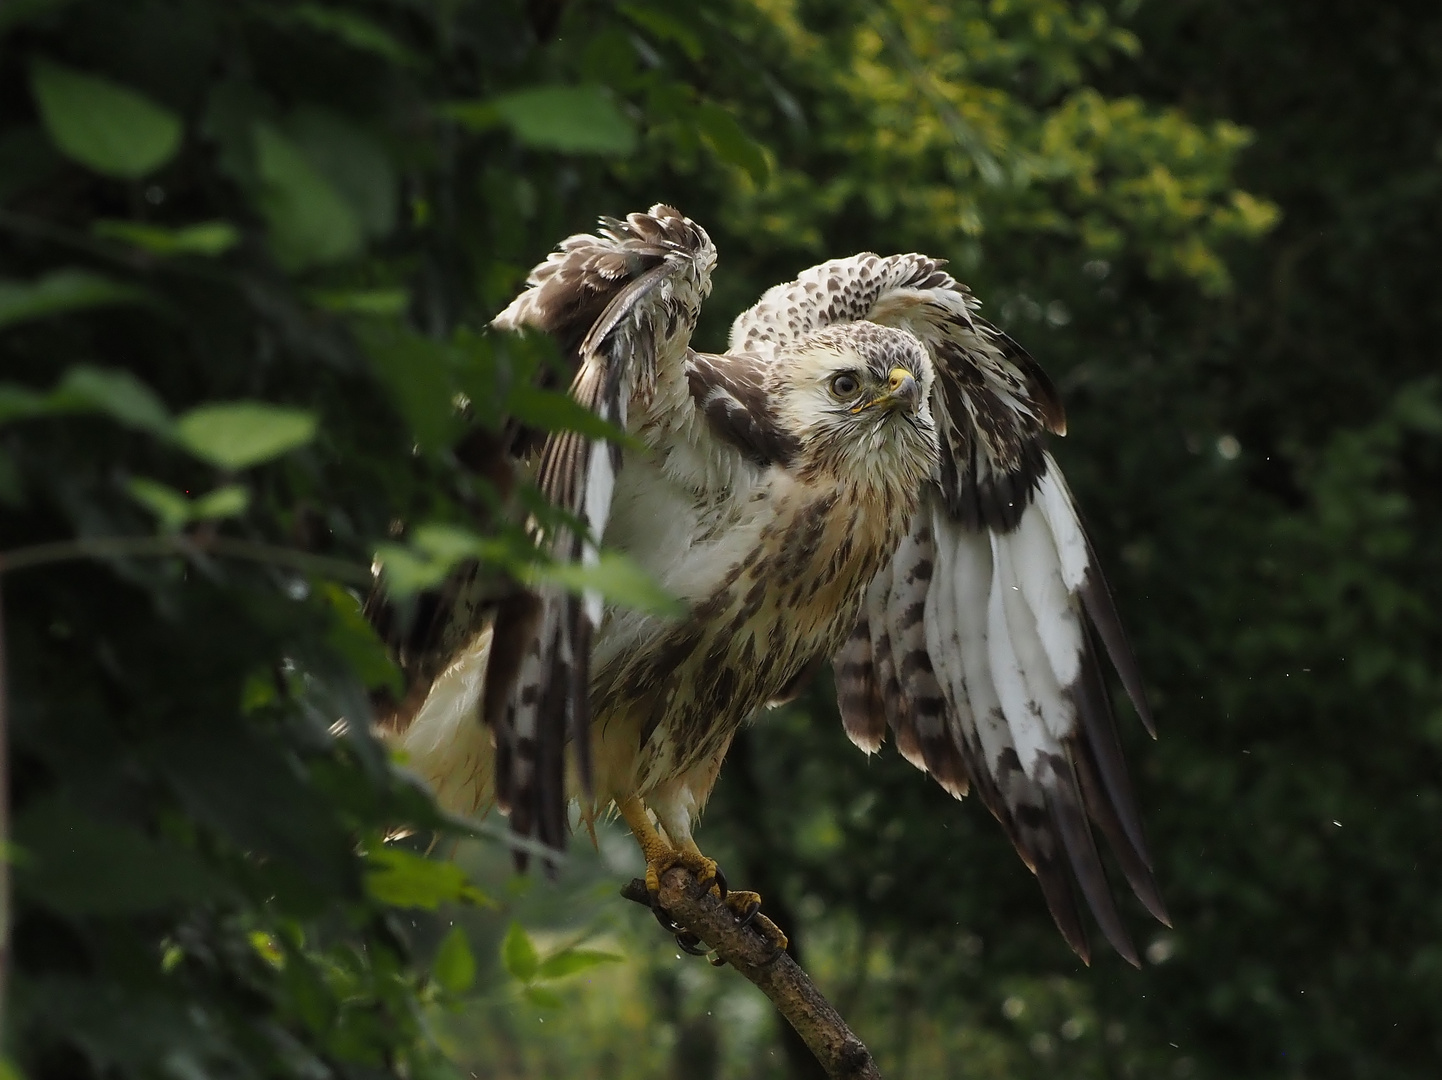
[535,947,624,980]
[501,922,540,983]
[93,219,240,256]
[175,402,317,470]
[432,926,477,994]
[364,848,489,909]
[30,58,181,178]
[0,269,148,330]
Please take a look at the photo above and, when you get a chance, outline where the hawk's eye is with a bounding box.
[829,372,861,398]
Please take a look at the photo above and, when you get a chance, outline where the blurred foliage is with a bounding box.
[3,1,1434,1079]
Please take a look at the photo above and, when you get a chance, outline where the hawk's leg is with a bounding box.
[619,795,789,958]
[617,794,725,901]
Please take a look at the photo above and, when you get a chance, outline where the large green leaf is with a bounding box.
[175,401,317,470]
[364,848,489,909]
[251,121,362,269]
[30,59,181,178]
[0,269,148,330]
[449,85,637,155]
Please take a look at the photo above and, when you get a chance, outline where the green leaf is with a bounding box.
[535,947,624,980]
[356,322,463,452]
[451,86,637,155]
[522,985,565,1009]
[191,485,249,519]
[532,550,684,617]
[618,3,704,60]
[285,107,398,240]
[52,366,172,435]
[320,583,402,695]
[364,848,489,909]
[0,269,148,330]
[311,288,408,315]
[175,402,317,470]
[506,383,640,448]
[93,219,240,256]
[13,796,222,915]
[262,4,424,67]
[501,921,540,983]
[30,58,182,178]
[127,477,191,531]
[252,121,362,269]
[693,101,770,185]
[432,925,477,994]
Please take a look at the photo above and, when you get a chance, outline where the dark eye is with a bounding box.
[830,372,860,398]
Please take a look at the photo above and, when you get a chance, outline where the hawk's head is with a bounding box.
[772,322,939,492]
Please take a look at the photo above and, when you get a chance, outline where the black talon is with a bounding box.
[733,898,762,930]
[650,904,685,933]
[711,865,729,900]
[675,932,709,956]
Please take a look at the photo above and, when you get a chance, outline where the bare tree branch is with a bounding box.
[623,871,881,1080]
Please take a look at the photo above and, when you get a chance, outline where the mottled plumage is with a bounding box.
[382,205,1164,966]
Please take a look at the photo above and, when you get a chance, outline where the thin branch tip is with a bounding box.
[621,869,881,1080]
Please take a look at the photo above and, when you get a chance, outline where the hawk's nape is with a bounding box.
[733,254,1166,965]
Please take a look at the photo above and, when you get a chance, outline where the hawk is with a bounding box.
[384,205,1167,964]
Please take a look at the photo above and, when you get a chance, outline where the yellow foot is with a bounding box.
[724,890,789,955]
[645,849,723,902]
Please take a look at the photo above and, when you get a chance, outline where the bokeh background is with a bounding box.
[4,1,1440,1078]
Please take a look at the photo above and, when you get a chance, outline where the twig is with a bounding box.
[622,871,881,1080]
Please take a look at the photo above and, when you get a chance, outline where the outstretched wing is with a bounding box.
[488,205,716,858]
[733,255,1167,965]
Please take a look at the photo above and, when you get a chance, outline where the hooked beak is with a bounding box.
[873,367,921,414]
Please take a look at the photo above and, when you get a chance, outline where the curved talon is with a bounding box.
[732,897,762,929]
[710,865,729,900]
[650,905,686,934]
[675,932,709,956]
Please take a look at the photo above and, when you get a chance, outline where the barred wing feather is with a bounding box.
[488,206,716,859]
[734,253,1166,964]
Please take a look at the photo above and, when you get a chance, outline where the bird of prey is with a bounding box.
[383,205,1167,964]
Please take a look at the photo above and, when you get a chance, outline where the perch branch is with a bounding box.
[622,870,880,1080]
